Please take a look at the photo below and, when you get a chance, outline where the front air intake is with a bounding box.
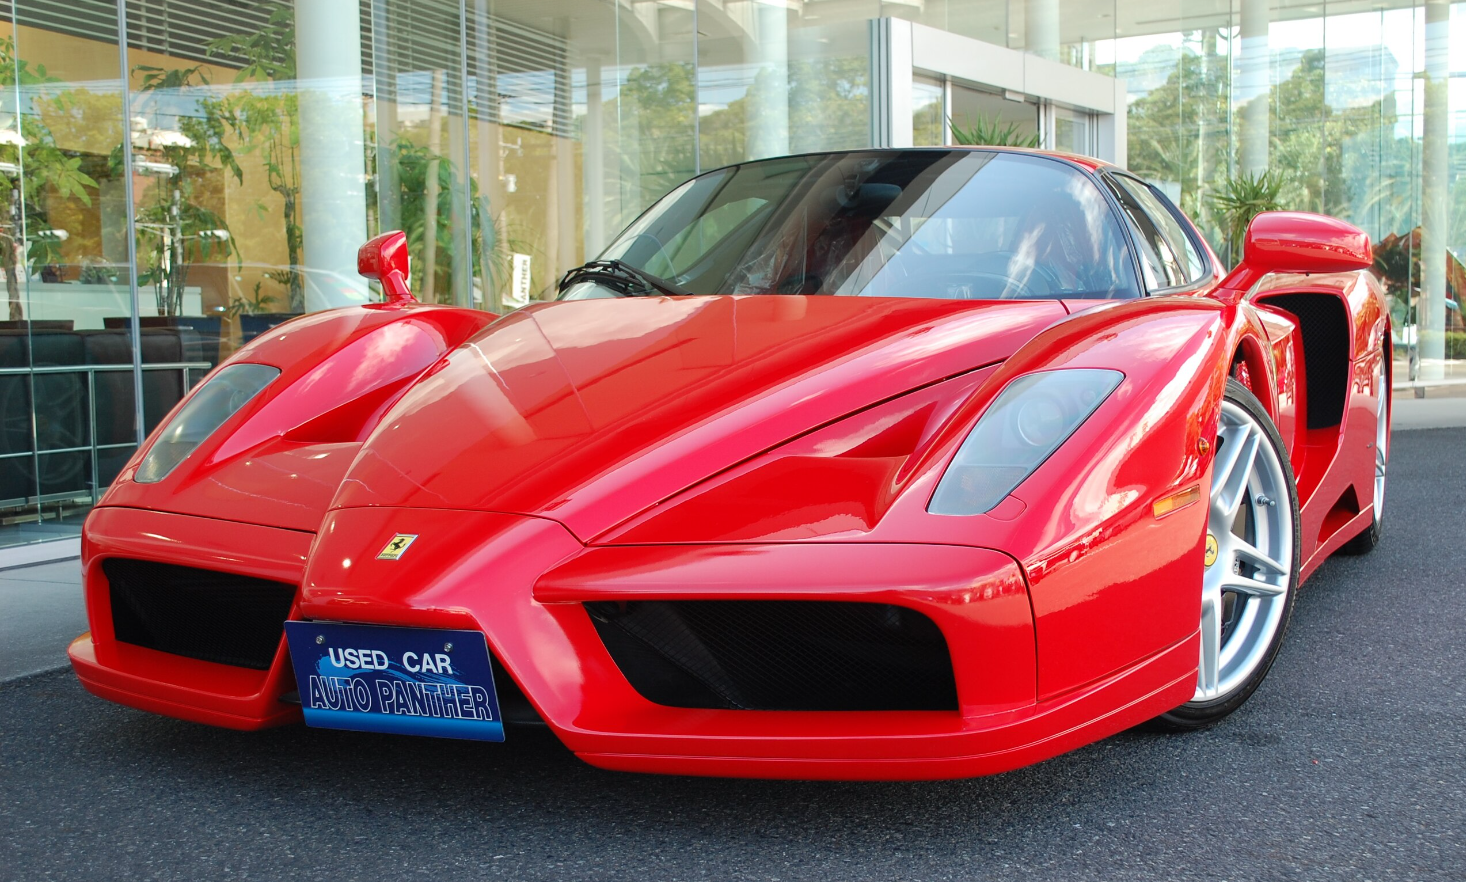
[104,558,296,670]
[585,600,958,711]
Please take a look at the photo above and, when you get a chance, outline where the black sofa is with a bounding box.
[0,327,206,507]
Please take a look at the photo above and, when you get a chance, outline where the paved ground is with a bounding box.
[1,428,1462,881]
[0,560,85,681]
[1392,394,1466,430]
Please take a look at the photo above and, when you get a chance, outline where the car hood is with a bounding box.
[330,295,1068,540]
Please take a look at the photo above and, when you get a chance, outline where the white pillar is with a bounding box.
[472,0,502,311]
[1419,0,1450,381]
[620,72,644,215]
[548,52,577,294]
[1238,0,1270,174]
[449,108,473,307]
[421,69,445,303]
[584,57,606,257]
[370,0,399,235]
[871,18,913,149]
[746,0,790,160]
[1025,0,1060,62]
[557,52,577,271]
[296,0,370,309]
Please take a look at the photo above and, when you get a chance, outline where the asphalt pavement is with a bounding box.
[1,428,1462,881]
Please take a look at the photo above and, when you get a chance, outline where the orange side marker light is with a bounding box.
[1153,484,1202,519]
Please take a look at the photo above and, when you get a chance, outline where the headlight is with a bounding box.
[134,363,281,483]
[928,368,1123,515]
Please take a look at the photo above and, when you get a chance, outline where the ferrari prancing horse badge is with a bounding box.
[378,533,418,560]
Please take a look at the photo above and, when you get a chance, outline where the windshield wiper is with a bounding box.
[558,259,695,298]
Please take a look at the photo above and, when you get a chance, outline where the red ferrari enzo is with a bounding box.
[71,148,1390,779]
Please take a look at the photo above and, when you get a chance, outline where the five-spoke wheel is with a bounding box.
[1158,377,1301,729]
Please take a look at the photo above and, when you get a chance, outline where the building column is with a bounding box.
[1238,0,1270,174]
[449,108,473,308]
[295,0,369,309]
[1419,0,1450,381]
[746,0,790,160]
[473,0,502,311]
[584,57,606,257]
[548,47,577,295]
[370,0,400,235]
[870,18,913,149]
[1025,0,1060,62]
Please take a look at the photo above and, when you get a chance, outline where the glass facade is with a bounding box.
[0,0,1459,549]
[1095,0,1466,398]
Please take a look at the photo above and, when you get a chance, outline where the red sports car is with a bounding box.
[71,148,1391,779]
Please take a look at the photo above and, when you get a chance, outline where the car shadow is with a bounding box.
[87,686,1231,841]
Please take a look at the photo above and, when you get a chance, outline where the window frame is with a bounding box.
[1100,170,1215,296]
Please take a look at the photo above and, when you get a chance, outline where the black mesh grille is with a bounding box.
[585,600,958,711]
[1259,292,1350,429]
[104,558,296,670]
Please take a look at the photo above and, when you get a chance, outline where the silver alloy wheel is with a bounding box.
[1193,399,1296,703]
[1374,361,1389,519]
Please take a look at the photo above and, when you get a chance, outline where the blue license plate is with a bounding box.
[283,621,503,742]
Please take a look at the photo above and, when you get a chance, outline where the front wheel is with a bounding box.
[1157,378,1301,730]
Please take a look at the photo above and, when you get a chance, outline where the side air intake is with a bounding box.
[104,558,296,670]
[585,600,958,711]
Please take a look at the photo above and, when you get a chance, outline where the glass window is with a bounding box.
[1106,174,1204,289]
[583,151,1140,301]
[662,197,773,277]
[603,170,734,277]
[1051,106,1094,155]
[948,83,1039,148]
[913,77,944,146]
[0,3,136,546]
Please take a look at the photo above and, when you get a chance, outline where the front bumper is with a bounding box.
[71,505,1195,779]
[69,506,311,730]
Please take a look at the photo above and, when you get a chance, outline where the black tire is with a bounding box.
[1338,504,1382,555]
[1155,378,1302,730]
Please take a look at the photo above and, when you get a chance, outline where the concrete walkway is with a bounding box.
[0,559,85,681]
[1393,394,1466,430]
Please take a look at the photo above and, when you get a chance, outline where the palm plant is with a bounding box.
[1210,169,1289,265]
[948,114,1041,148]
[227,280,280,317]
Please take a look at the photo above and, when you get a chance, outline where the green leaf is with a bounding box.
[948,114,1041,149]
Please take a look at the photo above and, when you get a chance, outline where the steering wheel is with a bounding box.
[1022,262,1070,298]
[972,251,1073,298]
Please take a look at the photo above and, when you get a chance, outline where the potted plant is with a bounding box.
[948,114,1042,148]
[229,280,299,345]
[1209,169,1288,266]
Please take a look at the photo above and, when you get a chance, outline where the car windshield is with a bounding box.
[565,150,1141,302]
